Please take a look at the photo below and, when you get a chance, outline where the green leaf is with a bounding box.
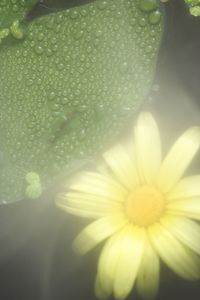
[0,0,39,42]
[0,0,163,203]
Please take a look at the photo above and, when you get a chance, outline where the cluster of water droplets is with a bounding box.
[139,0,161,24]
[184,0,200,16]
[0,0,38,44]
[0,0,162,203]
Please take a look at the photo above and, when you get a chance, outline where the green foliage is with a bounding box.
[0,0,162,203]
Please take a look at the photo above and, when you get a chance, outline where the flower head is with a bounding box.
[56,112,200,300]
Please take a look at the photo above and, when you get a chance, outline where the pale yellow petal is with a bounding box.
[167,175,200,201]
[134,112,161,184]
[161,215,200,255]
[69,172,127,202]
[167,198,200,220]
[157,127,200,193]
[95,274,108,300]
[96,226,145,299]
[113,226,145,300]
[96,230,125,297]
[65,192,122,213]
[136,240,160,300]
[148,223,200,280]
[73,214,127,255]
[55,200,103,219]
[56,192,122,219]
[103,143,139,189]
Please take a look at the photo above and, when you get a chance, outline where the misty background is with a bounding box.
[0,0,200,299]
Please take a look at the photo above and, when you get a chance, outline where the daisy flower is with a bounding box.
[56,112,200,300]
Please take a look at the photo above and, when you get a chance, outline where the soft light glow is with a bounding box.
[56,112,200,300]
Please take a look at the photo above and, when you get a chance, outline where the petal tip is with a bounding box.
[185,126,200,143]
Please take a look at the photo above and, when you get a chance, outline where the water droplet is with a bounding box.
[48,91,56,101]
[12,4,19,12]
[51,103,60,111]
[94,38,100,46]
[52,44,58,52]
[61,97,69,105]
[34,45,44,55]
[97,0,108,10]
[25,172,40,184]
[119,61,128,73]
[139,0,158,12]
[46,48,53,57]
[87,46,92,53]
[139,17,147,27]
[57,63,64,71]
[37,32,44,41]
[27,79,33,86]
[81,9,87,17]
[10,20,24,40]
[74,29,84,40]
[0,28,9,40]
[149,10,161,24]
[70,10,79,19]
[95,30,102,38]
[56,14,64,24]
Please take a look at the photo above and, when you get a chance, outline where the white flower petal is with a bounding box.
[167,198,200,220]
[167,175,200,201]
[157,127,200,193]
[96,226,145,299]
[69,171,127,202]
[161,215,200,255]
[73,214,127,255]
[103,143,139,189]
[136,240,160,300]
[148,223,200,280]
[134,112,161,184]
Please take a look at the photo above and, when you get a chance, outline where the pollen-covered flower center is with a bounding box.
[125,186,165,226]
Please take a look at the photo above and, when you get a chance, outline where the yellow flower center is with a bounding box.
[125,186,165,227]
